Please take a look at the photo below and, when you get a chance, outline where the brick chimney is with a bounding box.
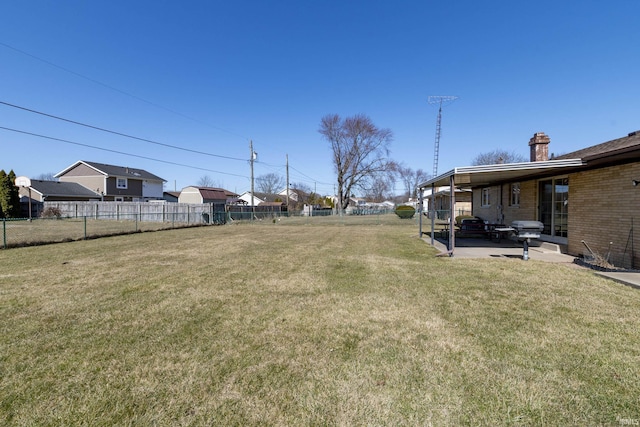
[529,132,550,162]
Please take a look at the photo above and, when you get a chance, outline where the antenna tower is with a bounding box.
[428,95,458,177]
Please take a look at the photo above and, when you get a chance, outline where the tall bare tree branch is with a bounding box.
[471,149,526,165]
[319,114,394,212]
[256,173,285,194]
[397,164,429,199]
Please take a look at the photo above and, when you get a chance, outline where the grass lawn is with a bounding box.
[2,217,193,248]
[1,214,639,426]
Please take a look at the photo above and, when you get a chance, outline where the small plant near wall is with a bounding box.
[40,206,62,219]
[394,205,415,219]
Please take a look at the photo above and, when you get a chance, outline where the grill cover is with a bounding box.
[511,220,543,239]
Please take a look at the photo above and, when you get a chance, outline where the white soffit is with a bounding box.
[418,159,584,189]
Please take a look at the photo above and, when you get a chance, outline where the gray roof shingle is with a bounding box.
[555,131,640,161]
[30,180,101,198]
[82,161,165,181]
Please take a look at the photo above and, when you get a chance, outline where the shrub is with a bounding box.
[40,207,62,219]
[395,205,415,219]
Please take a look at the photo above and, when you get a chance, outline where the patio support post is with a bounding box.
[430,183,436,245]
[449,175,455,256]
[418,189,423,237]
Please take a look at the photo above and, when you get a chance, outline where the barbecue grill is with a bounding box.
[510,220,544,260]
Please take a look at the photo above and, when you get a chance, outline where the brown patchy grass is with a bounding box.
[0,214,639,426]
[2,217,197,248]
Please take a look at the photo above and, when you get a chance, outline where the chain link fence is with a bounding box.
[1,211,227,249]
[2,201,404,249]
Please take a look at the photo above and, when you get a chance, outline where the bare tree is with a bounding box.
[34,172,57,181]
[256,173,285,194]
[362,173,395,202]
[396,164,429,199]
[319,114,394,212]
[291,182,312,194]
[471,149,526,166]
[197,175,219,187]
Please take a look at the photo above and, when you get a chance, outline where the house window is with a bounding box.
[481,188,491,206]
[116,178,128,189]
[510,183,521,206]
[114,196,124,202]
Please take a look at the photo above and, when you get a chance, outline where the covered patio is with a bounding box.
[417,158,584,258]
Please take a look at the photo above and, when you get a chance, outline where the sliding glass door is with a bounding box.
[538,177,568,242]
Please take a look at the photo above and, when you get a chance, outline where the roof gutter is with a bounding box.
[417,158,584,189]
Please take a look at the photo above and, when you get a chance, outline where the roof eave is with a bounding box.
[417,159,585,189]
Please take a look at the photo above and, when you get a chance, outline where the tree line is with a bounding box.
[318,113,527,210]
[195,114,529,213]
[0,170,21,218]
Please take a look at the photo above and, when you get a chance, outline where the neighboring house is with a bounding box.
[238,191,283,206]
[55,160,166,202]
[346,199,395,214]
[418,131,640,268]
[277,187,299,203]
[423,186,472,219]
[18,180,102,217]
[380,200,396,209]
[343,197,367,214]
[178,186,238,204]
[163,191,180,203]
[18,180,102,202]
[238,191,265,206]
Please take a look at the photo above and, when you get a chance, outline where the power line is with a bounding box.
[1,99,332,190]
[0,126,249,180]
[289,165,333,186]
[0,42,248,140]
[1,44,336,191]
[0,100,247,162]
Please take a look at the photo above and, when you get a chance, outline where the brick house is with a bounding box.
[55,161,165,202]
[418,131,640,268]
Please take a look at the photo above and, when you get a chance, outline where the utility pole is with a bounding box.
[286,154,290,216]
[250,140,256,220]
[428,96,458,177]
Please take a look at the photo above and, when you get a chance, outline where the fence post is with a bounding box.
[135,213,139,232]
[84,216,87,240]
[2,218,6,249]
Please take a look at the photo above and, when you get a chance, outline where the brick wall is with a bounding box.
[568,163,640,268]
[502,180,537,225]
[470,163,640,268]
[473,182,538,225]
[473,185,500,223]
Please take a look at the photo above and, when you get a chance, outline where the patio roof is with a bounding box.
[417,158,585,189]
[417,158,584,258]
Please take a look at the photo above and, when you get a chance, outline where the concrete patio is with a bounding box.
[423,234,640,289]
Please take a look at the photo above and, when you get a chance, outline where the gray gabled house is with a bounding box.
[55,160,166,202]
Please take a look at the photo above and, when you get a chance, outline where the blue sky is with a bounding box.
[1,1,639,196]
